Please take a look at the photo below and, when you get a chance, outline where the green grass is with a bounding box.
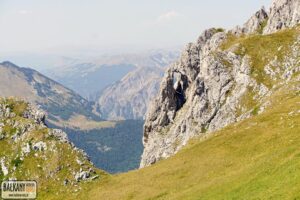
[69,78,300,200]
[221,27,298,87]
[2,98,29,116]
[257,18,268,34]
[11,157,23,167]
[251,106,260,116]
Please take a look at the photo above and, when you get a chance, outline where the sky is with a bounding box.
[0,0,272,69]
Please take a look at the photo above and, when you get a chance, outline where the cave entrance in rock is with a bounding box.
[173,72,186,111]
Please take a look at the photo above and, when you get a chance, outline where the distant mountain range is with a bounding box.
[0,61,106,130]
[44,49,180,120]
[44,62,135,100]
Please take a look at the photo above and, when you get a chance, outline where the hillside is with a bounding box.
[95,51,179,120]
[1,0,299,199]
[78,66,299,200]
[0,98,103,199]
[45,62,135,100]
[71,0,300,198]
[1,60,299,200]
[97,67,164,120]
[0,61,110,130]
[0,61,145,174]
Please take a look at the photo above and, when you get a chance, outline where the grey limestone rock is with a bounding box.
[140,0,300,168]
[263,0,300,34]
[48,129,69,143]
[33,141,47,151]
[75,168,90,182]
[231,7,269,35]
[23,105,46,125]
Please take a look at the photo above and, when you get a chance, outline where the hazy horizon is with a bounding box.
[0,0,272,69]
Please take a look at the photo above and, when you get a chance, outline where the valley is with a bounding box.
[0,50,179,174]
[0,0,299,199]
[65,120,144,174]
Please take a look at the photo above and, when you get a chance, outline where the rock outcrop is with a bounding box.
[231,7,268,35]
[264,0,300,34]
[231,0,300,36]
[140,0,300,167]
[0,98,99,189]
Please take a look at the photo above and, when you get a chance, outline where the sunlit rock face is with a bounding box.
[140,0,300,168]
[264,0,300,34]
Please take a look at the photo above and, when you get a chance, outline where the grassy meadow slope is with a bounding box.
[69,27,300,200]
[3,63,297,200]
[77,69,299,200]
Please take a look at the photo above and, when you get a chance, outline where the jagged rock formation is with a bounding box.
[0,98,100,196]
[264,0,300,34]
[232,0,300,35]
[232,7,268,35]
[140,0,300,167]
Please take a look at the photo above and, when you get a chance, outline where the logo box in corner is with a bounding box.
[1,181,37,199]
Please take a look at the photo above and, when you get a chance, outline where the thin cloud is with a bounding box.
[18,10,32,15]
[157,11,182,23]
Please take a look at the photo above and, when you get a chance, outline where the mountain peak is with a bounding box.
[230,0,299,36]
[1,61,19,68]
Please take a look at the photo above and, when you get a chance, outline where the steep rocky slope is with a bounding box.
[141,0,300,167]
[97,66,165,120]
[0,98,102,199]
[0,61,104,129]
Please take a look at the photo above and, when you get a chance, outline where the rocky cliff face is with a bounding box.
[140,0,300,167]
[264,0,300,34]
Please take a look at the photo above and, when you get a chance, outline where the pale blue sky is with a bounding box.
[0,0,271,66]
